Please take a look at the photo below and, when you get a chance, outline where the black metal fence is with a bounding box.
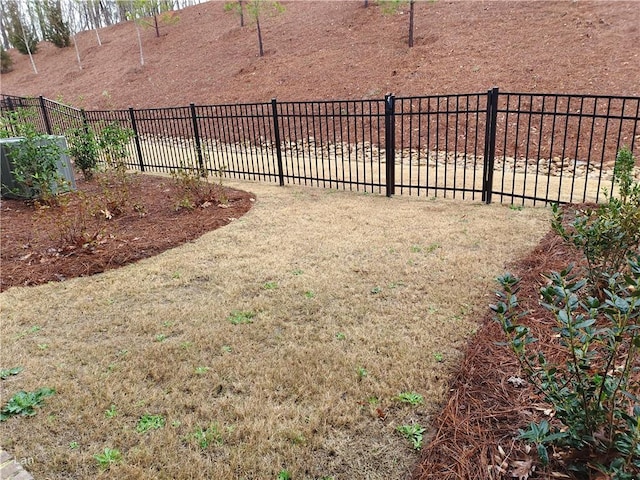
[1,89,638,205]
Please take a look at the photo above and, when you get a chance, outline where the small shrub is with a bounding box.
[172,162,227,211]
[96,122,136,216]
[0,47,13,73]
[0,108,39,138]
[4,123,67,205]
[552,147,640,297]
[492,259,640,477]
[67,126,100,180]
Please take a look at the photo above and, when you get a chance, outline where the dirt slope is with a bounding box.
[1,0,639,110]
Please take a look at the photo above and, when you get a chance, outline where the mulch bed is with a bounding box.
[412,230,586,479]
[0,173,255,292]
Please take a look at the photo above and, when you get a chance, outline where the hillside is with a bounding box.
[1,0,639,110]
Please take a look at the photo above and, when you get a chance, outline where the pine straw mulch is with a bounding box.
[0,173,255,292]
[412,224,619,480]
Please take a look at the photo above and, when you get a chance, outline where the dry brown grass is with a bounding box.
[0,180,549,479]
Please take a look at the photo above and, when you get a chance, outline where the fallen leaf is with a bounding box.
[511,459,534,479]
[508,376,527,387]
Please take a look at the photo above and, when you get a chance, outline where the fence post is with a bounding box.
[384,94,396,197]
[482,87,499,204]
[128,107,145,172]
[189,103,206,176]
[271,98,285,186]
[39,95,52,135]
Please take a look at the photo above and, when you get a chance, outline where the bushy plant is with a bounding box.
[0,108,39,138]
[3,122,67,204]
[492,262,639,477]
[492,148,640,477]
[96,122,135,216]
[0,47,13,73]
[98,122,133,171]
[67,126,100,180]
[172,162,227,211]
[552,147,640,297]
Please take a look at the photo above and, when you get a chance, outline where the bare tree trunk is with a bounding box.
[153,14,159,37]
[408,0,414,48]
[72,33,82,69]
[129,0,144,65]
[87,0,103,45]
[19,17,37,74]
[135,21,144,65]
[256,14,263,57]
[239,0,244,27]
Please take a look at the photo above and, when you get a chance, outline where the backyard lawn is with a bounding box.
[0,177,549,479]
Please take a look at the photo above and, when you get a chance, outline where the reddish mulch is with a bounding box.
[0,173,254,292]
[2,1,639,110]
[412,230,578,479]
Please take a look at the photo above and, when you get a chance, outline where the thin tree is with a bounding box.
[82,0,103,46]
[408,0,414,48]
[224,0,245,27]
[0,2,12,49]
[4,0,38,73]
[377,0,431,48]
[130,0,145,65]
[240,0,284,57]
[19,13,38,73]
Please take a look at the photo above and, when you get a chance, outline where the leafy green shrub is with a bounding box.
[67,126,100,180]
[4,122,67,204]
[492,260,640,477]
[552,147,640,297]
[98,122,133,171]
[0,47,13,73]
[95,122,135,216]
[0,108,39,138]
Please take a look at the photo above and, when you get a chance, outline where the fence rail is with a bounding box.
[1,89,638,205]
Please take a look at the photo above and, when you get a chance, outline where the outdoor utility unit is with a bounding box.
[0,135,76,199]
